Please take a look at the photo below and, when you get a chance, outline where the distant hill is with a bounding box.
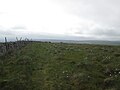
[35,39,120,46]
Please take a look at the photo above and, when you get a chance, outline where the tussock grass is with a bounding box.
[0,42,120,90]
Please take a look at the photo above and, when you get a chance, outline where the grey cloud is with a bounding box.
[54,0,120,40]
[75,27,120,38]
[1,0,120,41]
[0,30,14,35]
[0,28,15,36]
[60,0,120,27]
[0,26,28,42]
[0,26,26,36]
[12,26,26,30]
[91,29,120,37]
[27,32,95,41]
[0,12,3,14]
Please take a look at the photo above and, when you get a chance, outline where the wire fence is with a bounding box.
[0,37,32,56]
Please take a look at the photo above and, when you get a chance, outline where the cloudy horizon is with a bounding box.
[0,0,120,41]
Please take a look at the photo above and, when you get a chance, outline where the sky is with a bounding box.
[0,0,120,41]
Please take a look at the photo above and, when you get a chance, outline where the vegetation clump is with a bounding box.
[0,42,120,90]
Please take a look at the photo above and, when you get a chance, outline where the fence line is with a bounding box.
[0,37,32,56]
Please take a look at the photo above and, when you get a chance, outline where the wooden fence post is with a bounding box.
[16,37,19,49]
[5,37,8,51]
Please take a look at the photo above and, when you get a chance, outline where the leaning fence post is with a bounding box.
[20,37,22,41]
[16,37,19,49]
[20,37,22,47]
[5,37,8,51]
[16,37,18,41]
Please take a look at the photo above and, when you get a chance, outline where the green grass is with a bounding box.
[0,42,120,90]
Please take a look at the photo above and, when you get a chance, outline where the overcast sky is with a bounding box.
[0,0,120,41]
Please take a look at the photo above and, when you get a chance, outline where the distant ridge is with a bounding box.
[34,39,120,46]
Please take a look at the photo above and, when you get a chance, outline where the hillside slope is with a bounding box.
[0,42,120,90]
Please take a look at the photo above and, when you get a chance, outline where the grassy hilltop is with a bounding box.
[0,42,120,90]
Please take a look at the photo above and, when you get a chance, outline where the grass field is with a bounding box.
[0,42,120,90]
